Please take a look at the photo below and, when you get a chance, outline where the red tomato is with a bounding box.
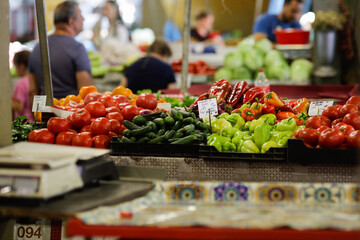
[333,123,355,138]
[68,129,77,134]
[318,128,345,148]
[92,135,110,149]
[98,95,118,108]
[347,130,360,148]
[305,116,322,129]
[117,102,131,110]
[85,102,106,117]
[72,132,93,147]
[106,106,120,113]
[84,92,103,105]
[47,117,70,134]
[109,119,122,135]
[91,117,111,136]
[80,125,92,134]
[340,104,359,117]
[346,96,360,109]
[322,106,340,120]
[121,105,140,121]
[298,128,320,146]
[106,112,124,123]
[320,115,331,127]
[67,101,84,109]
[28,129,55,144]
[55,131,76,145]
[112,95,129,104]
[108,131,118,139]
[317,125,330,134]
[331,118,343,127]
[343,112,360,130]
[69,109,92,129]
[136,93,158,110]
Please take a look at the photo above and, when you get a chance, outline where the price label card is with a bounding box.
[32,95,47,112]
[157,103,171,111]
[308,101,334,116]
[198,98,218,119]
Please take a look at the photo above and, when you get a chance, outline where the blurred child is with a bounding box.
[12,50,33,122]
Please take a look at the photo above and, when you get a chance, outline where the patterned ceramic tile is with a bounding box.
[255,183,297,202]
[166,183,206,201]
[348,185,360,203]
[299,183,346,203]
[212,182,250,202]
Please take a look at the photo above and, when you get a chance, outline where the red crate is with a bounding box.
[275,29,310,44]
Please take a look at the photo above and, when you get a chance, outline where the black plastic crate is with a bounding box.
[110,141,201,158]
[199,145,287,161]
[287,139,360,165]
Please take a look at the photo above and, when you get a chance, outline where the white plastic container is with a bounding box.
[254,69,270,93]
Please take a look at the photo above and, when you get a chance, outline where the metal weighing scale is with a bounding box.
[0,142,118,200]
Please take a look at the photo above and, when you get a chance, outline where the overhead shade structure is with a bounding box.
[34,0,54,106]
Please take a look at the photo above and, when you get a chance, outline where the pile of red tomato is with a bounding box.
[294,96,360,149]
[28,86,160,149]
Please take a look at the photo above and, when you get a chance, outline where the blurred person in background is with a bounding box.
[12,50,33,122]
[121,38,176,93]
[29,1,92,100]
[92,0,130,50]
[253,0,303,42]
[191,11,224,45]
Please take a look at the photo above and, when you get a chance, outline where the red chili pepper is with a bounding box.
[242,87,266,104]
[241,108,255,121]
[208,79,232,103]
[189,93,209,112]
[227,81,250,107]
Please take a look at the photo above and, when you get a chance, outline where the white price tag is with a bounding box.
[14,223,43,240]
[308,101,334,116]
[157,103,171,111]
[198,98,218,119]
[32,95,47,112]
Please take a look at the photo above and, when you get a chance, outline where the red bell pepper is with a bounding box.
[262,104,275,115]
[241,108,255,121]
[208,79,232,103]
[242,87,266,104]
[227,81,250,107]
[287,100,298,108]
[189,93,209,112]
[276,111,295,120]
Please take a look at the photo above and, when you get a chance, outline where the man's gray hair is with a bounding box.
[54,1,78,25]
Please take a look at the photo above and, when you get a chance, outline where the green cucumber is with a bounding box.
[168,138,181,142]
[146,121,157,131]
[165,116,175,128]
[171,108,183,121]
[164,130,176,140]
[123,120,140,130]
[156,128,166,137]
[133,115,147,126]
[153,118,165,129]
[130,125,152,137]
[122,129,131,138]
[171,135,197,144]
[172,121,182,131]
[182,117,195,125]
[179,110,192,118]
[146,132,156,139]
[183,124,195,135]
[148,135,166,144]
[121,136,134,143]
[160,112,168,119]
[172,132,184,139]
[136,137,149,143]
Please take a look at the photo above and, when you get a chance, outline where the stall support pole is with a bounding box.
[35,0,54,106]
[0,0,12,147]
[181,0,191,94]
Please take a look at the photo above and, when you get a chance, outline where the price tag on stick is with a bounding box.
[308,101,334,116]
[32,95,47,112]
[198,98,218,119]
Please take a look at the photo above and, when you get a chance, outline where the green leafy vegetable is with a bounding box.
[12,116,39,143]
